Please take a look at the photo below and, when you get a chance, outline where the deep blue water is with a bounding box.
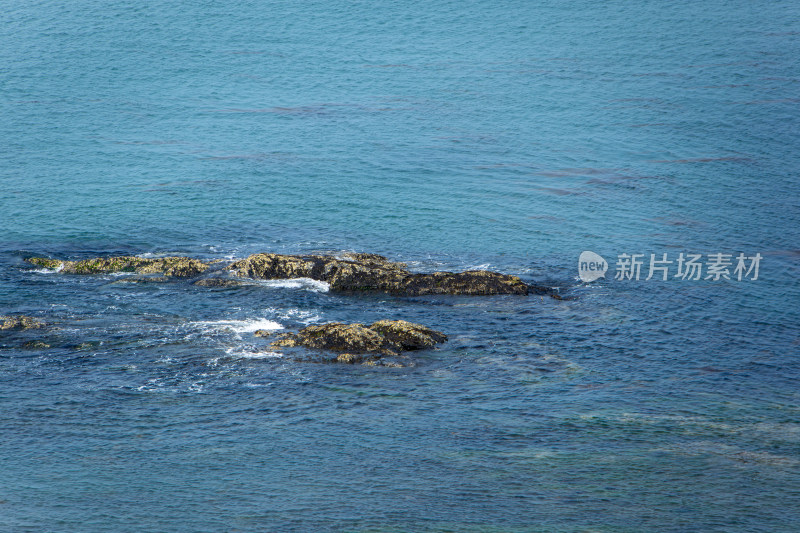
[2,1,800,531]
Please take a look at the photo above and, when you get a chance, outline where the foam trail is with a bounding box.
[31,263,65,274]
[254,278,330,293]
[224,347,283,359]
[193,318,284,333]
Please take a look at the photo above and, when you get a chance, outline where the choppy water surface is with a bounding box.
[2,1,799,531]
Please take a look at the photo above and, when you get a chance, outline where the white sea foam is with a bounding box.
[137,252,184,258]
[31,262,64,274]
[193,318,284,334]
[261,307,321,325]
[243,382,272,388]
[252,277,330,292]
[224,346,283,359]
[106,271,137,278]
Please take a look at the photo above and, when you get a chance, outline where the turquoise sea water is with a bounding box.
[2,1,800,531]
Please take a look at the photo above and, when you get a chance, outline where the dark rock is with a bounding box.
[26,256,210,277]
[253,329,274,337]
[268,320,447,362]
[400,270,529,296]
[228,252,541,296]
[1,315,45,330]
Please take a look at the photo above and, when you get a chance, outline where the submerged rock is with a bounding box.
[193,278,244,288]
[0,315,45,330]
[26,256,210,277]
[113,276,171,284]
[228,252,546,296]
[268,319,447,363]
[74,342,99,350]
[22,340,50,349]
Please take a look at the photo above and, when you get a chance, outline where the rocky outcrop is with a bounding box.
[268,319,447,363]
[27,256,210,277]
[1,315,45,330]
[26,251,562,297]
[228,252,546,296]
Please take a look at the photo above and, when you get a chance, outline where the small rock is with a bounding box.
[337,353,367,364]
[25,256,210,277]
[269,320,447,363]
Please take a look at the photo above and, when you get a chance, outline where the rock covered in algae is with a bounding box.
[26,251,561,297]
[368,319,448,350]
[26,256,210,277]
[268,319,447,362]
[27,257,63,270]
[228,252,537,296]
[0,315,45,330]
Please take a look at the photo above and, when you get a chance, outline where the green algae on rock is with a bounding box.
[26,256,210,277]
[27,257,64,270]
[1,315,45,330]
[368,319,448,350]
[267,319,447,363]
[228,252,543,296]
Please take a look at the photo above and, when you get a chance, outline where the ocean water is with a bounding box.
[2,1,800,531]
